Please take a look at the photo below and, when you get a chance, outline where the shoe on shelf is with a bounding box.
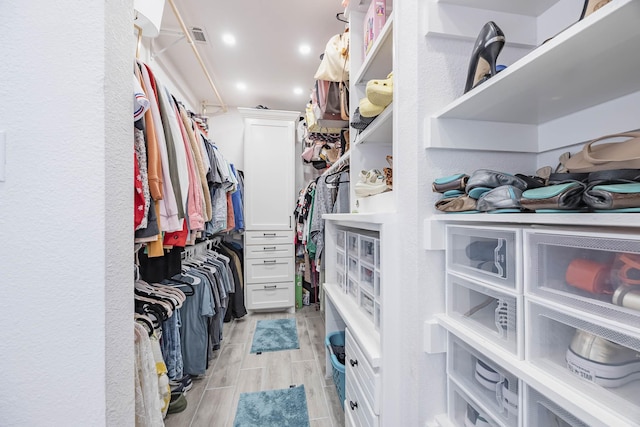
[366,72,393,107]
[169,375,193,393]
[464,21,505,94]
[359,97,385,118]
[355,169,389,197]
[566,329,640,388]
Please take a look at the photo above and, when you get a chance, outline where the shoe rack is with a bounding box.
[423,1,640,426]
[322,1,396,426]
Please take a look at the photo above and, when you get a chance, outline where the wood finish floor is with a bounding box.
[164,306,345,427]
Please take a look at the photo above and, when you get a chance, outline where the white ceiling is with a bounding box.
[152,0,348,115]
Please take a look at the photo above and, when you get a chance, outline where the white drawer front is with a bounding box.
[245,243,293,259]
[246,282,294,310]
[246,257,294,283]
[346,329,380,414]
[245,230,293,245]
[346,366,378,427]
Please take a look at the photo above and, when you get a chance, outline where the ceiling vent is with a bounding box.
[190,27,208,43]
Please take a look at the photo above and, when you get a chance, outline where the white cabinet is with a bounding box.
[239,108,298,311]
[239,108,298,231]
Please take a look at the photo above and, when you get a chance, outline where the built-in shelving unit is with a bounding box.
[424,1,640,425]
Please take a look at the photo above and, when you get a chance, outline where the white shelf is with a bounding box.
[432,0,640,126]
[436,313,637,427]
[355,103,393,145]
[428,213,640,228]
[324,281,381,367]
[436,0,559,17]
[324,212,394,228]
[353,13,394,85]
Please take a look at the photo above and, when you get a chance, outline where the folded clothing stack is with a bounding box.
[432,168,640,213]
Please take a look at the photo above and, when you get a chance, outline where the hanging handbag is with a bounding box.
[340,81,350,121]
[322,81,343,120]
[314,31,350,83]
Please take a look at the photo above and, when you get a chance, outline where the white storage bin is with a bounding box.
[375,238,380,269]
[348,231,358,255]
[374,302,380,332]
[359,288,375,324]
[348,276,358,301]
[337,270,346,292]
[448,379,503,427]
[348,255,359,278]
[448,334,519,427]
[337,248,346,273]
[527,300,640,422]
[360,263,375,296]
[447,274,521,357]
[524,229,640,326]
[446,225,521,292]
[337,229,346,250]
[359,235,376,266]
[375,272,380,300]
[524,385,588,427]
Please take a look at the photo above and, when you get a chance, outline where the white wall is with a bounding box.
[0,1,133,425]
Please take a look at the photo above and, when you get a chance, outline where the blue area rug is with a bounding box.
[233,385,310,427]
[250,318,300,353]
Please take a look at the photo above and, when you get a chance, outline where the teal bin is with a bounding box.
[325,331,346,410]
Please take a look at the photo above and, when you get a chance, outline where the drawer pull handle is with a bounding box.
[264,285,277,289]
[264,247,277,251]
[349,359,358,367]
[349,401,358,410]
[263,260,277,264]
[263,233,277,237]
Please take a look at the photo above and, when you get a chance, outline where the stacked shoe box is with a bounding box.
[445,224,523,426]
[445,224,640,426]
[340,228,381,330]
[524,228,640,423]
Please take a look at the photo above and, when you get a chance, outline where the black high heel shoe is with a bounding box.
[464,21,505,94]
[580,0,612,20]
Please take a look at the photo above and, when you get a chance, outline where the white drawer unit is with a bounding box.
[345,330,379,427]
[245,230,294,245]
[524,384,588,427]
[337,229,346,251]
[346,328,381,414]
[448,334,519,427]
[446,225,521,292]
[337,248,346,273]
[359,263,375,296]
[447,273,522,358]
[347,231,359,255]
[526,299,640,423]
[245,282,294,310]
[359,288,375,324]
[524,228,640,327]
[246,256,294,284]
[245,243,294,259]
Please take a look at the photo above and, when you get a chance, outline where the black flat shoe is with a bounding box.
[464,21,505,94]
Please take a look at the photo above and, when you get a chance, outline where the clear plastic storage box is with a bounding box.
[447,225,521,292]
[448,334,519,427]
[524,229,640,326]
[447,273,522,357]
[526,300,640,422]
[448,379,502,427]
[359,235,376,266]
[524,385,588,427]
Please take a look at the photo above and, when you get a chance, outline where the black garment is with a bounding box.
[138,246,183,283]
[218,243,247,321]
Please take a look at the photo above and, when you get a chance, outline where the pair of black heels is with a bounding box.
[463,0,612,94]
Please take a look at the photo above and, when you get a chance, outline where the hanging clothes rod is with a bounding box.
[323,150,350,177]
[166,0,228,113]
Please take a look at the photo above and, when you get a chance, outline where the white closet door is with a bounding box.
[243,117,295,230]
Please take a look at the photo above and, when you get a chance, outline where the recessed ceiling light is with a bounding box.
[222,33,236,46]
[299,44,311,55]
[236,82,247,91]
[293,87,304,95]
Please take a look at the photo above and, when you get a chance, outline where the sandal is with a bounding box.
[355,169,389,197]
[383,155,393,189]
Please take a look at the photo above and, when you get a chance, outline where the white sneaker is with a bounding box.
[355,169,389,197]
